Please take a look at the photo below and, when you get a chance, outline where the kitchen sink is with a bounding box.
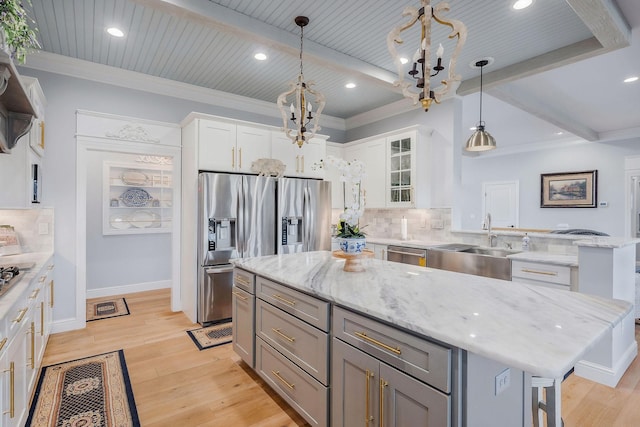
[427,245,521,280]
[460,247,521,258]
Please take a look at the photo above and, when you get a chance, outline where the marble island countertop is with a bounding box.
[0,251,54,319]
[234,251,631,378]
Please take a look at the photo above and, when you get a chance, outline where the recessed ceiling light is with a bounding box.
[254,52,267,61]
[400,57,409,65]
[106,27,124,38]
[623,76,638,83]
[512,0,533,10]
[345,82,356,89]
[555,131,564,135]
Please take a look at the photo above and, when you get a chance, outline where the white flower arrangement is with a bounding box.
[316,155,367,237]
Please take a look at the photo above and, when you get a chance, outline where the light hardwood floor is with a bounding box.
[42,289,640,427]
[42,289,309,427]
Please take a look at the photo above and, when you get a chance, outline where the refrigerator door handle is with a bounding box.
[205,266,234,274]
[303,185,310,252]
[237,179,245,257]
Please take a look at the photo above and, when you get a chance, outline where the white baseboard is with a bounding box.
[86,280,171,299]
[51,317,86,334]
[574,341,638,387]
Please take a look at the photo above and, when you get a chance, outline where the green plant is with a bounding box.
[336,220,366,239]
[0,0,40,63]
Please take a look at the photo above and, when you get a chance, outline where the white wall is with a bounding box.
[459,139,640,236]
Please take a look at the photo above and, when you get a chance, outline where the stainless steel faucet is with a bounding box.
[482,213,497,247]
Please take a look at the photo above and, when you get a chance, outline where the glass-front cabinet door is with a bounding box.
[387,131,416,207]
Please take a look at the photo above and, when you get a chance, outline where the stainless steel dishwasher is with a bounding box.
[386,245,427,267]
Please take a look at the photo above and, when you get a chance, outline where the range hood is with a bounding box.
[0,47,37,154]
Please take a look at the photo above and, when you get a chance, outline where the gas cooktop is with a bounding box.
[0,266,21,297]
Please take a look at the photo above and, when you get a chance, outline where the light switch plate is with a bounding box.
[431,219,444,229]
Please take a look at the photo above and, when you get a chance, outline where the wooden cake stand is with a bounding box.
[332,249,374,272]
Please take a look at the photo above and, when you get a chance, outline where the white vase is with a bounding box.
[338,237,366,254]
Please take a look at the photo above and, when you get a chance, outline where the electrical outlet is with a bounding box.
[431,219,444,229]
[495,368,511,395]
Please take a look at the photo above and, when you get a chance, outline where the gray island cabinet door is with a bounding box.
[231,286,255,367]
[332,338,450,427]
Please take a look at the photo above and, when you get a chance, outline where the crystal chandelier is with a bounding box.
[387,0,467,111]
[277,16,326,148]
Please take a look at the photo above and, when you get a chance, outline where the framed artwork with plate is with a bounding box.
[541,170,597,208]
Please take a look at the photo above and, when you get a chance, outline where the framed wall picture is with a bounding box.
[541,170,597,208]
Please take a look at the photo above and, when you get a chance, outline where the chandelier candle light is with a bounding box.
[277,16,326,148]
[387,0,467,111]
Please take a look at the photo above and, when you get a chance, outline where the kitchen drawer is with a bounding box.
[256,337,328,427]
[511,260,571,286]
[233,268,255,294]
[256,299,329,385]
[333,306,452,393]
[232,286,255,367]
[256,277,329,332]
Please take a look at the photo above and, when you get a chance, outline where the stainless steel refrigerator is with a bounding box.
[278,178,332,254]
[197,173,331,325]
[198,172,277,325]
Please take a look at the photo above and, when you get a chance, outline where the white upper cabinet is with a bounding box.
[342,126,452,209]
[344,138,386,209]
[325,144,344,209]
[236,125,272,173]
[198,121,270,172]
[271,131,325,179]
[0,77,46,208]
[185,114,325,178]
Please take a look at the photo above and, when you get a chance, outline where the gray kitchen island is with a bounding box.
[231,251,631,427]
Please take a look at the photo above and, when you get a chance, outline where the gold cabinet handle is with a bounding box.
[3,362,15,418]
[301,155,304,173]
[271,328,295,343]
[0,337,7,352]
[296,155,300,173]
[354,331,401,355]
[521,268,558,276]
[234,275,250,287]
[12,308,28,323]
[239,148,242,168]
[379,378,388,427]
[50,280,55,307]
[272,294,296,306]
[29,322,35,369]
[232,291,248,301]
[365,369,374,426]
[40,301,45,336]
[271,370,295,390]
[232,147,235,168]
[29,288,41,299]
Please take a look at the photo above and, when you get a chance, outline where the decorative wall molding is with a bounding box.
[105,123,160,143]
[135,155,173,165]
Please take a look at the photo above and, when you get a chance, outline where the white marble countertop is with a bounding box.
[0,251,54,319]
[507,251,578,267]
[234,251,631,378]
[574,237,640,249]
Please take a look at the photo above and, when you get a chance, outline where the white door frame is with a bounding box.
[624,155,640,238]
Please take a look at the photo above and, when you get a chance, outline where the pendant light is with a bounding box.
[465,59,496,151]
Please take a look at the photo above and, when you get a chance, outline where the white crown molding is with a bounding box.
[21,51,347,131]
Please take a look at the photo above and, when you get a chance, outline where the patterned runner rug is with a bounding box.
[26,350,140,427]
[87,298,130,321]
[187,322,233,350]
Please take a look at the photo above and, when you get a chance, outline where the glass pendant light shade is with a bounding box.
[465,124,496,151]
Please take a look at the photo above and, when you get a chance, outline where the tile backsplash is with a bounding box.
[332,207,581,254]
[0,208,54,253]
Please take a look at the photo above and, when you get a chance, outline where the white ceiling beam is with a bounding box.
[565,0,631,49]
[132,0,398,88]
[458,0,631,96]
[486,86,599,142]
